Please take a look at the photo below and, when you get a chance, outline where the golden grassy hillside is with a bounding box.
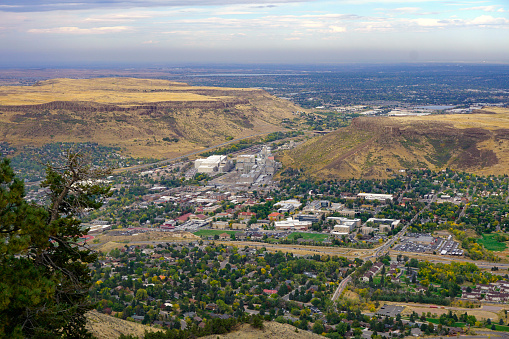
[201,321,324,339]
[0,78,300,158]
[86,310,162,339]
[281,108,509,179]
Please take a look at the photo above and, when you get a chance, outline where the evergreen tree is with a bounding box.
[0,152,110,338]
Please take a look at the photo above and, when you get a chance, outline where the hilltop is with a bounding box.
[0,78,300,158]
[281,108,509,179]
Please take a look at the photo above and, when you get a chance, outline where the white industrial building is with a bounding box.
[357,193,393,201]
[331,225,351,237]
[274,218,311,230]
[326,217,361,231]
[195,155,232,173]
[329,217,361,237]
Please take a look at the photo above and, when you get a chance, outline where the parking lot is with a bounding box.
[394,233,463,256]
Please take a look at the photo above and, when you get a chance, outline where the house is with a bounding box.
[205,303,218,311]
[410,328,422,337]
[236,232,247,240]
[239,211,256,220]
[177,213,193,223]
[219,233,231,240]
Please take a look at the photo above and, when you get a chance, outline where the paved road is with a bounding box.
[332,275,351,302]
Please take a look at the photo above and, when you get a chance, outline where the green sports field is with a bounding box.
[477,234,507,252]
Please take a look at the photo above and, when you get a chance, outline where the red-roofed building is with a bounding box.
[263,289,278,295]
[177,213,193,223]
[190,214,207,220]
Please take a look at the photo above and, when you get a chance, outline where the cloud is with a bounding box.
[329,25,346,32]
[391,7,421,14]
[469,15,509,25]
[85,12,154,22]
[28,26,132,34]
[461,5,501,12]
[0,0,310,12]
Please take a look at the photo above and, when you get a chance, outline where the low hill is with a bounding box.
[201,321,324,339]
[0,78,300,158]
[85,310,162,339]
[281,108,509,179]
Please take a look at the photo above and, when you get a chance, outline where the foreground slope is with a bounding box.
[86,310,162,339]
[0,78,299,158]
[201,322,324,339]
[281,108,509,179]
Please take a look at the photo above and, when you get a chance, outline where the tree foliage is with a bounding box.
[0,151,110,338]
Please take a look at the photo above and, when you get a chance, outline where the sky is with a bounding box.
[0,0,508,66]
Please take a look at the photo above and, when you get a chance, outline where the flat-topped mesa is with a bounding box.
[0,99,249,112]
[0,77,299,158]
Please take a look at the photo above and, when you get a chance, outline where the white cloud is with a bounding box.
[412,18,443,27]
[470,15,509,25]
[461,5,501,12]
[85,12,154,22]
[392,7,421,14]
[28,26,132,34]
[329,25,346,32]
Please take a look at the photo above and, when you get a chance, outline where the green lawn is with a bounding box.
[477,234,507,252]
[193,229,238,237]
[287,232,329,242]
[485,324,509,332]
[427,318,465,328]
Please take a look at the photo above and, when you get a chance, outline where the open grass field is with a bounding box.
[398,302,504,322]
[287,232,329,242]
[391,108,509,130]
[193,229,238,237]
[0,77,247,106]
[477,234,508,252]
[92,231,200,252]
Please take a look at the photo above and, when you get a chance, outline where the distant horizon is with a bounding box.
[1,61,509,70]
[1,0,507,66]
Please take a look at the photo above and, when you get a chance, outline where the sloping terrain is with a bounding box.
[86,310,162,339]
[201,321,324,339]
[281,108,509,179]
[0,78,299,158]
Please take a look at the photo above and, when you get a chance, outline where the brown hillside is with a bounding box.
[0,78,300,158]
[201,321,324,339]
[85,310,162,339]
[281,109,509,179]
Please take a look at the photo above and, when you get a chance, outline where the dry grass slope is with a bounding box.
[86,310,162,339]
[201,321,324,339]
[0,78,300,158]
[281,108,509,179]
